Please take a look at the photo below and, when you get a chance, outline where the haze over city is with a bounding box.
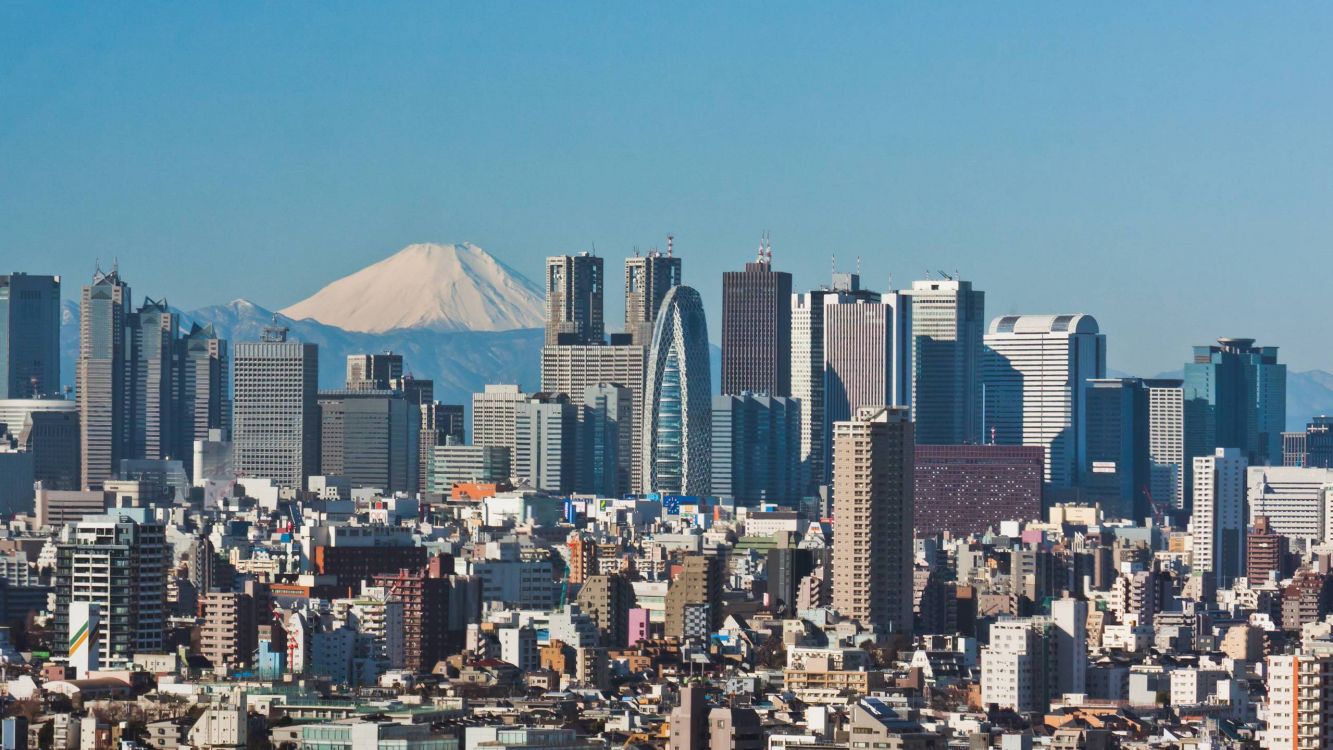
[7,6,1333,750]
[6,4,1333,374]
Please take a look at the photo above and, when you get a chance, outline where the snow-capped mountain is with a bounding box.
[280,242,545,333]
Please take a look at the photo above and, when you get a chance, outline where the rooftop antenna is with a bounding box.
[831,254,837,275]
[856,256,862,276]
[667,234,674,257]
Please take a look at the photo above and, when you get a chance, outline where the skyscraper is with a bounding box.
[711,393,800,505]
[721,241,792,396]
[1192,447,1248,589]
[1079,378,1151,522]
[318,389,419,493]
[175,323,228,470]
[580,383,633,497]
[0,273,61,399]
[1145,379,1185,510]
[822,296,894,485]
[1302,416,1333,469]
[900,278,984,445]
[418,402,464,495]
[345,352,403,390]
[624,247,681,347]
[231,325,319,490]
[545,253,604,346]
[78,267,130,490]
[1183,338,1285,477]
[913,444,1044,535]
[126,297,178,462]
[513,394,577,493]
[790,272,880,493]
[471,384,529,452]
[541,345,646,491]
[831,406,914,634]
[982,314,1107,488]
[642,286,712,496]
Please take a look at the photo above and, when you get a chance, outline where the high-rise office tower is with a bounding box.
[126,297,178,462]
[231,325,319,490]
[1145,379,1185,510]
[1192,447,1248,589]
[19,409,81,491]
[513,394,577,493]
[1079,378,1151,522]
[418,402,464,495]
[711,393,800,505]
[580,384,633,497]
[982,314,1107,488]
[790,272,881,493]
[821,296,895,485]
[664,553,722,640]
[642,286,712,496]
[318,389,419,493]
[545,253,604,346]
[78,267,130,490]
[1304,416,1333,469]
[541,345,646,492]
[471,384,529,452]
[54,513,168,666]
[721,241,792,397]
[175,323,228,470]
[901,278,984,445]
[624,247,681,347]
[345,353,403,390]
[0,273,61,399]
[831,406,914,634]
[1183,338,1285,478]
[1285,430,1310,467]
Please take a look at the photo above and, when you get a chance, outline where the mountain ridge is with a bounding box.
[279,242,545,333]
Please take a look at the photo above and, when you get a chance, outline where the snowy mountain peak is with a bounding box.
[279,243,545,333]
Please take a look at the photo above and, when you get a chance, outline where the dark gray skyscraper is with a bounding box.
[1079,378,1151,522]
[1183,338,1285,498]
[721,240,792,397]
[624,245,681,347]
[545,253,604,346]
[0,273,62,399]
[78,267,130,490]
[127,297,178,462]
[711,393,800,505]
[175,323,228,468]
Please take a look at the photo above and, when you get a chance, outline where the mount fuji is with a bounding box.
[280,242,545,333]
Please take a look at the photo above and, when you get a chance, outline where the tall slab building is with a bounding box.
[78,267,130,490]
[624,247,681,347]
[0,273,62,399]
[721,242,792,397]
[545,253,604,346]
[982,314,1106,489]
[232,325,319,490]
[831,406,914,634]
[900,278,984,445]
[1184,338,1286,486]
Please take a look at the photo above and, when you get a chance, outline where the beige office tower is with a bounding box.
[831,406,914,635]
[545,253,604,346]
[624,248,681,347]
[540,345,646,492]
[471,384,529,452]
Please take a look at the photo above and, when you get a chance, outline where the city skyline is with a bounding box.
[7,4,1333,375]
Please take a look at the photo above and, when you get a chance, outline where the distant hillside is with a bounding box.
[61,299,543,407]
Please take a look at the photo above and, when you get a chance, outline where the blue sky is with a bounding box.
[3,3,1332,375]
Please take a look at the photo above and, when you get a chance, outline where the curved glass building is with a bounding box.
[642,285,712,496]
